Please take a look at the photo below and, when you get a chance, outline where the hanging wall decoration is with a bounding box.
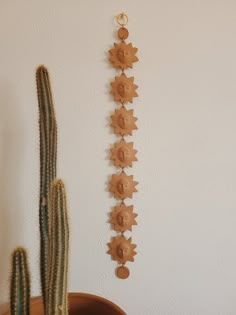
[107,13,139,279]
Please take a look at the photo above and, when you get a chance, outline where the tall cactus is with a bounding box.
[47,179,69,315]
[10,247,31,315]
[36,65,57,309]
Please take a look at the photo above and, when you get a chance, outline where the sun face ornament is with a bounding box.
[107,236,137,264]
[107,13,139,279]
[109,171,138,200]
[111,107,137,136]
[110,73,138,104]
[110,204,137,232]
[109,42,138,70]
[110,140,137,168]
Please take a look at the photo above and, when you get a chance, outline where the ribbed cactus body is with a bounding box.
[10,247,30,315]
[36,65,57,308]
[47,179,69,315]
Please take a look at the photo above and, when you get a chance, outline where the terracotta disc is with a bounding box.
[116,265,130,279]
[118,27,129,40]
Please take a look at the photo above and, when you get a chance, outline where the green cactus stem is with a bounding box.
[47,179,69,315]
[10,247,30,315]
[36,65,57,309]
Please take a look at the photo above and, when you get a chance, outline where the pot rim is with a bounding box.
[1,292,126,315]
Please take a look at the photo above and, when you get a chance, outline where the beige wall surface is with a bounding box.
[1,1,236,314]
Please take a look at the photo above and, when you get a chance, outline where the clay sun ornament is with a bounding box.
[110,140,137,168]
[107,236,137,264]
[109,42,138,70]
[111,107,137,136]
[107,13,139,279]
[110,204,137,232]
[109,171,138,200]
[110,73,138,104]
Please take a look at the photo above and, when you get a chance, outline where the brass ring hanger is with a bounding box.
[116,13,128,27]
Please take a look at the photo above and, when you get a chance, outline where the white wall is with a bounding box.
[1,1,236,314]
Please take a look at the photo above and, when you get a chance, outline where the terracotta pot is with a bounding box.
[2,292,126,315]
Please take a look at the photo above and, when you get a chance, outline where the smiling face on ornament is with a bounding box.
[117,178,130,194]
[117,112,130,130]
[117,147,130,163]
[117,210,131,227]
[117,242,131,259]
[117,82,131,98]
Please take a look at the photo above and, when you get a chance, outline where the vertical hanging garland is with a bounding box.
[107,13,139,279]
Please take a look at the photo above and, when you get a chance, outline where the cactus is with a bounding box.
[10,247,31,315]
[47,179,69,315]
[36,65,57,309]
[9,68,69,315]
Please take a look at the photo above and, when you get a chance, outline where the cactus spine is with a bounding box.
[36,65,57,309]
[47,179,69,315]
[10,247,30,315]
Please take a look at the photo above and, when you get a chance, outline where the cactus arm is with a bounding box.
[48,180,69,315]
[10,248,30,315]
[36,65,57,309]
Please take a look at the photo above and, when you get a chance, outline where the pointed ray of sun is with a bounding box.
[111,73,138,104]
[111,107,137,136]
[110,203,138,232]
[109,171,138,200]
[109,42,138,70]
[110,140,137,168]
[107,236,137,264]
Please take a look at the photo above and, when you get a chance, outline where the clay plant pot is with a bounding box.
[2,292,126,315]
